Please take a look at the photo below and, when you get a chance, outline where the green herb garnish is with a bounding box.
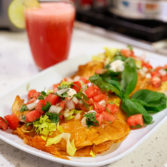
[42,102,51,112]
[20,104,28,112]
[84,112,99,127]
[46,112,60,124]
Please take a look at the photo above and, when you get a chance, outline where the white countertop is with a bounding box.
[0,28,167,167]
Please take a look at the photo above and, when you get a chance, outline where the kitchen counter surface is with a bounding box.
[0,28,167,167]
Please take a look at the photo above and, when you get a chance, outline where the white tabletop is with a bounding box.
[0,28,167,167]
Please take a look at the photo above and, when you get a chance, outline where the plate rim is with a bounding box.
[0,55,167,167]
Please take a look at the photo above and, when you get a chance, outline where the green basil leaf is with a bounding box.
[121,58,137,97]
[89,74,122,97]
[132,89,167,113]
[121,98,153,124]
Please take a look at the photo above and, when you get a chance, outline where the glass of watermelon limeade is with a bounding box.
[25,1,75,69]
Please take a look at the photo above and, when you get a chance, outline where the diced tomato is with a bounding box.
[151,77,162,88]
[102,112,116,122]
[26,110,41,123]
[72,81,82,92]
[27,89,40,100]
[36,100,45,113]
[96,113,103,125]
[142,61,153,69]
[93,94,106,102]
[106,103,119,114]
[85,86,100,98]
[45,94,60,105]
[59,115,64,120]
[53,83,59,92]
[95,69,103,74]
[151,70,160,78]
[94,103,105,113]
[60,101,66,110]
[121,49,134,58]
[4,114,19,130]
[127,114,144,128]
[80,77,89,84]
[87,98,94,105]
[0,117,8,130]
[161,75,167,82]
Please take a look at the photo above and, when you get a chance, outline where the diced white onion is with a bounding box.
[87,82,92,87]
[109,60,124,72]
[66,100,75,110]
[49,105,62,113]
[139,69,146,76]
[67,88,77,98]
[72,96,79,104]
[56,88,68,95]
[75,113,81,120]
[143,67,148,73]
[98,100,106,107]
[81,117,87,127]
[88,110,96,113]
[145,73,151,79]
[26,99,39,110]
[64,109,70,117]
[159,69,167,76]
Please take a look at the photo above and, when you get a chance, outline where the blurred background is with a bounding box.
[1,0,167,55]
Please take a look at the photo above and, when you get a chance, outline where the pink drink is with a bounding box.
[25,2,75,69]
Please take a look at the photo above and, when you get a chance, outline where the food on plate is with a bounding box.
[0,47,167,159]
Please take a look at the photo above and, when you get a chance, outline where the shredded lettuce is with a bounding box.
[46,133,77,156]
[90,150,95,157]
[33,115,63,136]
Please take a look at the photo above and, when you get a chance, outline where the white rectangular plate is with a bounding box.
[0,49,167,167]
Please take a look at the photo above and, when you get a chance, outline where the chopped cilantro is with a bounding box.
[74,92,89,109]
[84,112,99,127]
[165,69,167,71]
[41,91,47,96]
[42,102,51,112]
[38,95,44,100]
[46,112,60,124]
[20,104,28,112]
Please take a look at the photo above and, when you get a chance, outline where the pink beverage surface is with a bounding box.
[25,2,75,69]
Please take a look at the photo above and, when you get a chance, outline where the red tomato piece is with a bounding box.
[45,94,60,105]
[72,81,82,92]
[4,114,19,130]
[60,101,66,110]
[26,110,41,123]
[102,112,116,122]
[0,117,8,130]
[106,103,119,114]
[36,100,45,113]
[27,89,40,100]
[87,98,94,105]
[121,49,134,58]
[151,77,162,88]
[85,86,100,98]
[142,61,153,69]
[53,83,59,92]
[96,113,103,125]
[80,77,89,84]
[93,94,106,102]
[151,70,160,78]
[127,114,144,128]
[161,75,167,82]
[94,103,105,113]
